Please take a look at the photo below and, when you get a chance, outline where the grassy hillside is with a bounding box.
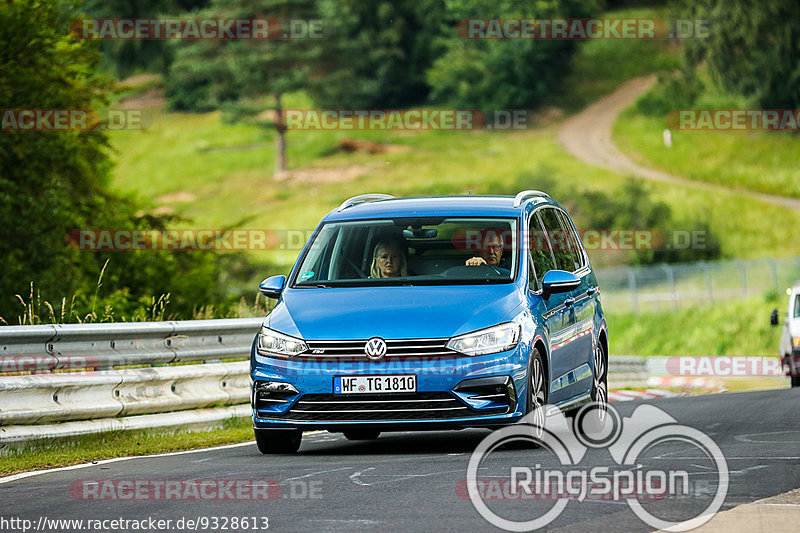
[107,6,800,277]
[607,292,783,356]
[614,106,800,199]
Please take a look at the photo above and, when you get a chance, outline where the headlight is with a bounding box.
[256,326,308,357]
[447,323,521,356]
[793,336,800,349]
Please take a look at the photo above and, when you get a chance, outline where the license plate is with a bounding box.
[333,374,417,394]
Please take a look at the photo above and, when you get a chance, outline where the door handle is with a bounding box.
[586,287,598,296]
[564,298,575,308]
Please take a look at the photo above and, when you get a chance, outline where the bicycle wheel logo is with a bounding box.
[464,402,729,532]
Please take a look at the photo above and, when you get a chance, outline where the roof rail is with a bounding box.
[513,190,550,208]
[337,193,396,212]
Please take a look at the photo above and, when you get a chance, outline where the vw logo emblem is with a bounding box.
[364,337,387,360]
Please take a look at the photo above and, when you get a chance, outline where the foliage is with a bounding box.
[308,0,446,108]
[0,0,253,323]
[426,0,600,109]
[680,0,800,108]
[493,170,722,265]
[166,0,319,112]
[82,0,211,77]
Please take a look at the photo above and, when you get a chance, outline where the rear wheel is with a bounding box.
[791,376,800,388]
[343,430,381,441]
[592,342,609,419]
[254,428,302,454]
[575,342,609,436]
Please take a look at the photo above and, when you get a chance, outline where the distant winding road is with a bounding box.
[558,75,800,212]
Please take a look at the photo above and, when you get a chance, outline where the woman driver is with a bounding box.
[370,239,408,278]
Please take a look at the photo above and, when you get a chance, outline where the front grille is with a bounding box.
[279,392,493,421]
[302,338,456,360]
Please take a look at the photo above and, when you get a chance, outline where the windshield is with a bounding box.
[291,217,518,287]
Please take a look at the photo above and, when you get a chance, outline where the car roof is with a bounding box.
[323,195,556,221]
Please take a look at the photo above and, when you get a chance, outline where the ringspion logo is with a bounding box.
[464,403,728,531]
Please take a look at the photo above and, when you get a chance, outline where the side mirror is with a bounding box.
[259,275,286,299]
[542,270,581,299]
[770,308,779,326]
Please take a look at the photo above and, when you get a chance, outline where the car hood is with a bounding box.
[266,285,523,340]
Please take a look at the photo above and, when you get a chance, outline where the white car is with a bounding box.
[772,285,800,387]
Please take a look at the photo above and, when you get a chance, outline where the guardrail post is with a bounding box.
[627,267,638,315]
[701,261,713,302]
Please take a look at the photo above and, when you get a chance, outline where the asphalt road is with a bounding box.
[2,389,798,533]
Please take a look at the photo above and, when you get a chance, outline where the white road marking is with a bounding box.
[734,430,800,444]
[0,430,327,485]
[283,467,352,482]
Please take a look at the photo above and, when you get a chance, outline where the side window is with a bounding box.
[529,212,556,290]
[794,295,800,318]
[538,208,575,272]
[556,210,585,271]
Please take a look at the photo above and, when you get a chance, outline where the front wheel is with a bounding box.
[254,428,302,454]
[791,376,800,388]
[526,349,547,440]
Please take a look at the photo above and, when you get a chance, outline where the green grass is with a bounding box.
[614,106,800,199]
[606,292,783,356]
[0,417,254,477]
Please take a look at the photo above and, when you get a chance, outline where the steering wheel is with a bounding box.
[443,264,504,277]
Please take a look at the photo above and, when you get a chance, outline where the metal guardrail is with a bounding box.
[0,319,263,450]
[0,318,263,372]
[0,362,249,425]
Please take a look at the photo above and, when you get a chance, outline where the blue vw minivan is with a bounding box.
[251,191,608,453]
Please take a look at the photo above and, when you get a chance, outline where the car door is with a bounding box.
[537,207,592,401]
[556,209,595,370]
[528,209,573,404]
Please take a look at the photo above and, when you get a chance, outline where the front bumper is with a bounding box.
[250,347,528,431]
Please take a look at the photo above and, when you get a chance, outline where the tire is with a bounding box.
[254,428,302,454]
[592,342,609,417]
[577,342,609,436]
[342,430,381,441]
[791,376,800,388]
[526,349,547,440]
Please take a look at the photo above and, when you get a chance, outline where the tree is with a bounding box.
[682,0,800,108]
[166,0,319,174]
[426,0,599,109]
[0,0,236,322]
[82,0,211,77]
[308,0,446,108]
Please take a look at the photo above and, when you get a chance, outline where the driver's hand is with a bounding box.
[465,257,487,266]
